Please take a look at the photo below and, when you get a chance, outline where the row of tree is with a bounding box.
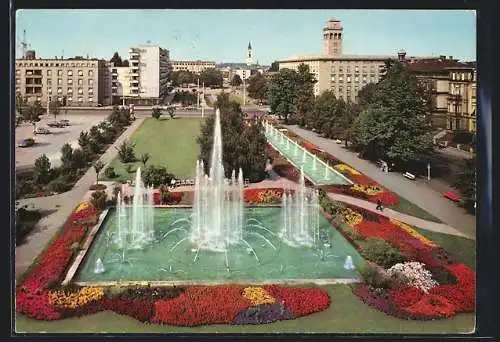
[169,68,223,88]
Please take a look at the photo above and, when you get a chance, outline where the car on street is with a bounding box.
[33,127,51,134]
[18,138,35,148]
[59,119,70,126]
[47,121,64,128]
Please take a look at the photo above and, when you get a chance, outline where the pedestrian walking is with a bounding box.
[376,199,384,211]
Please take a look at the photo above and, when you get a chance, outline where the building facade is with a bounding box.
[15,55,108,107]
[124,45,171,105]
[279,55,388,101]
[171,60,216,73]
[406,56,476,131]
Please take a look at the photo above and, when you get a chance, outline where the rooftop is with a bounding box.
[406,58,475,72]
[279,54,395,62]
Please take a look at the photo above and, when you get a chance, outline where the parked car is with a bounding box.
[59,119,70,126]
[33,127,51,134]
[18,138,35,148]
[47,121,64,128]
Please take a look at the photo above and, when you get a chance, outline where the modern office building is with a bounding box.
[15,53,108,107]
[171,60,216,73]
[123,45,171,105]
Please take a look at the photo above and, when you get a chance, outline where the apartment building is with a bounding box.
[279,55,388,101]
[15,53,108,107]
[171,60,216,73]
[406,56,476,131]
[124,45,171,105]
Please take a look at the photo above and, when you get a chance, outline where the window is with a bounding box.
[48,88,52,94]
[78,70,83,76]
[347,86,351,92]
[363,76,367,82]
[78,79,83,85]
[339,86,343,92]
[67,88,73,94]
[355,76,359,82]
[88,88,93,94]
[57,87,62,94]
[78,97,83,102]
[16,69,20,75]
[57,78,62,85]
[339,76,343,82]
[355,66,359,73]
[58,97,63,102]
[67,70,73,76]
[461,73,465,81]
[68,97,73,102]
[58,70,62,76]
[331,75,335,82]
[16,79,20,84]
[26,70,33,76]
[78,88,83,94]
[88,79,94,85]
[347,76,351,83]
[88,97,93,102]
[68,79,73,85]
[89,70,93,77]
[46,70,51,76]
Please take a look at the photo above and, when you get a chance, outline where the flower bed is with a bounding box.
[16,202,331,326]
[334,201,475,320]
[244,188,286,204]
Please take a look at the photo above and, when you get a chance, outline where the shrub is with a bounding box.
[89,184,107,191]
[104,167,116,178]
[117,140,136,163]
[387,262,438,293]
[428,266,457,285]
[124,164,134,174]
[360,238,405,268]
[141,165,174,188]
[90,190,108,210]
[358,264,390,289]
[48,179,73,193]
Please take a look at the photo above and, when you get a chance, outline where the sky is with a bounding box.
[15,10,476,65]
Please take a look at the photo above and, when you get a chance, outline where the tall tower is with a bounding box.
[246,42,253,66]
[323,18,343,56]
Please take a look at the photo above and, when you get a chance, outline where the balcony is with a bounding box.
[447,93,461,100]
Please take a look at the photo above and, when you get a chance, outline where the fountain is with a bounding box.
[344,256,355,270]
[94,258,105,274]
[115,167,155,251]
[190,109,246,253]
[280,168,320,247]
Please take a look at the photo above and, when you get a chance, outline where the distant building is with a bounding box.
[122,45,171,105]
[405,54,477,132]
[15,54,108,107]
[171,60,216,73]
[246,41,254,66]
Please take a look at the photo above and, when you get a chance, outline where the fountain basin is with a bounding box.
[74,207,366,284]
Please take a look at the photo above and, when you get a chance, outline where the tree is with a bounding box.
[267,68,300,124]
[34,154,51,184]
[151,107,163,119]
[357,83,378,108]
[231,74,243,87]
[110,52,123,66]
[78,131,91,152]
[453,155,476,212]
[339,102,361,147]
[93,160,105,185]
[200,68,223,88]
[247,73,268,103]
[140,152,151,167]
[309,90,341,138]
[197,93,267,182]
[71,148,87,169]
[49,98,61,121]
[352,61,433,168]
[60,143,73,170]
[141,165,174,187]
[293,64,316,126]
[21,101,44,128]
[166,106,175,119]
[269,61,279,72]
[116,140,136,163]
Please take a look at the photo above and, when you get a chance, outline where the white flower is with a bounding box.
[387,262,438,293]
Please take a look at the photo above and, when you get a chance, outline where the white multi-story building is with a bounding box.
[171,60,216,73]
[124,45,171,105]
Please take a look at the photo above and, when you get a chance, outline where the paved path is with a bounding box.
[284,125,476,239]
[15,118,145,282]
[327,194,472,239]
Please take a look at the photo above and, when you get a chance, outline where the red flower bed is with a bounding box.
[303,143,320,153]
[369,191,399,206]
[152,191,184,205]
[263,285,330,317]
[244,188,285,204]
[389,286,425,308]
[403,294,456,319]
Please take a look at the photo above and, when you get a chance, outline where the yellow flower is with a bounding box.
[48,286,105,309]
[75,202,90,213]
[334,164,361,175]
[243,286,276,305]
[351,184,382,196]
[390,219,437,248]
[343,208,363,226]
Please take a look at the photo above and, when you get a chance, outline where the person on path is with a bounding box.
[376,199,384,211]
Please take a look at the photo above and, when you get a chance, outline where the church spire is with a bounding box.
[248,41,252,50]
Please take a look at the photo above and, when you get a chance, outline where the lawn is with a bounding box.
[389,196,443,223]
[15,284,474,333]
[412,227,476,269]
[103,118,204,182]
